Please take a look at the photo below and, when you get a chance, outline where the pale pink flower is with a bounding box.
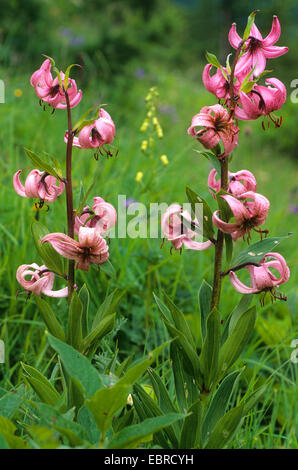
[161,204,212,251]
[74,197,117,235]
[42,227,109,272]
[229,16,288,76]
[188,104,239,157]
[16,263,68,297]
[212,191,270,240]
[65,108,115,149]
[208,169,257,197]
[202,64,248,100]
[235,78,286,124]
[229,252,290,295]
[30,59,82,109]
[13,169,65,202]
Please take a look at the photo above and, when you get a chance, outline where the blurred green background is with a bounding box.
[0,0,297,448]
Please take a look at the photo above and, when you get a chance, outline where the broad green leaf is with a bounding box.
[31,221,65,275]
[243,385,267,416]
[204,404,243,449]
[108,414,184,449]
[200,307,221,390]
[202,370,242,444]
[78,284,89,337]
[21,363,61,407]
[80,313,115,353]
[92,288,123,328]
[47,333,103,397]
[77,405,100,445]
[24,147,61,180]
[224,233,233,269]
[0,387,24,418]
[198,280,212,341]
[205,52,228,80]
[179,400,202,449]
[0,417,28,449]
[218,306,256,380]
[67,291,83,349]
[99,259,116,278]
[162,291,196,348]
[35,296,65,341]
[221,294,253,345]
[196,150,221,175]
[170,342,199,412]
[186,185,214,240]
[243,10,259,41]
[232,235,292,267]
[216,189,233,222]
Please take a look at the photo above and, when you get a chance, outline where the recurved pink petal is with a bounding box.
[262,16,281,46]
[228,23,242,49]
[182,239,213,251]
[13,170,27,197]
[229,270,258,294]
[41,233,79,259]
[212,210,240,234]
[262,45,288,58]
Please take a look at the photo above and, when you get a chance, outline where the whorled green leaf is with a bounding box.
[67,291,83,349]
[35,296,65,341]
[92,288,123,329]
[204,404,243,449]
[221,294,253,346]
[24,148,61,180]
[21,363,62,407]
[186,185,214,240]
[198,279,212,341]
[200,307,221,390]
[80,313,115,353]
[31,221,65,275]
[196,150,221,175]
[179,400,202,449]
[78,284,89,338]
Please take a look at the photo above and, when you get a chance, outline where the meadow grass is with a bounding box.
[0,62,297,448]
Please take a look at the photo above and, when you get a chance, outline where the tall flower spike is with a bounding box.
[74,197,117,235]
[13,169,65,202]
[229,252,290,297]
[42,227,109,272]
[30,59,82,109]
[208,169,257,197]
[212,191,270,241]
[65,108,115,150]
[188,104,239,157]
[235,78,286,126]
[16,264,68,297]
[161,204,212,251]
[229,16,288,77]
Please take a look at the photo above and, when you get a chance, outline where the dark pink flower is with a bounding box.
[74,197,117,235]
[208,169,257,197]
[161,204,212,251]
[235,78,286,125]
[229,252,290,295]
[16,263,68,297]
[42,227,109,272]
[13,169,65,202]
[188,104,239,157]
[202,64,248,100]
[30,59,82,109]
[212,191,270,240]
[65,108,115,149]
[229,16,288,77]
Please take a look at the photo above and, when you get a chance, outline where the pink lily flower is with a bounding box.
[16,263,68,297]
[202,64,248,100]
[208,169,257,197]
[212,191,270,241]
[13,169,65,202]
[74,197,117,235]
[42,227,109,272]
[229,16,288,77]
[235,78,286,125]
[229,252,290,298]
[188,104,239,157]
[161,204,213,251]
[65,108,115,149]
[30,59,82,109]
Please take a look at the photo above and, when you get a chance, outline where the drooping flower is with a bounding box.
[212,191,270,241]
[16,264,68,297]
[208,169,257,197]
[202,64,248,100]
[42,227,109,272]
[74,197,117,235]
[229,16,288,77]
[30,59,82,109]
[65,108,115,149]
[229,252,290,298]
[161,204,213,251]
[13,169,65,203]
[187,104,239,157]
[235,78,286,126]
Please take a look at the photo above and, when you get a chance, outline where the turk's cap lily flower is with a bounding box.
[229,16,288,77]
[13,169,65,202]
[235,78,286,123]
[30,59,82,109]
[16,263,68,297]
[212,191,270,241]
[65,108,115,149]
[188,104,239,157]
[229,252,290,295]
[74,197,117,235]
[202,64,249,100]
[208,169,257,197]
[161,204,213,251]
[42,227,109,272]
